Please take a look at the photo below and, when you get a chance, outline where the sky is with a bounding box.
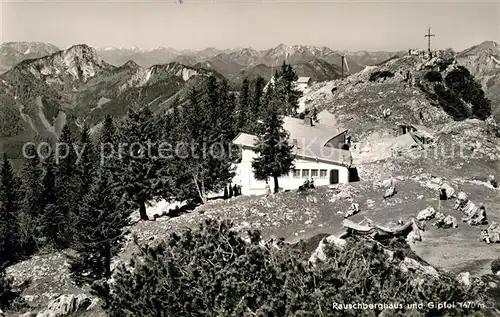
[0,0,499,52]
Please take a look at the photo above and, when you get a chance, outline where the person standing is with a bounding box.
[265,180,271,197]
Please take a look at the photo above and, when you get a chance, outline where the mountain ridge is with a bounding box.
[0,44,221,157]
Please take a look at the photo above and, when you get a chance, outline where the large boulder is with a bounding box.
[440,183,456,199]
[36,294,95,317]
[309,235,347,265]
[399,257,439,277]
[457,272,471,287]
[417,206,436,221]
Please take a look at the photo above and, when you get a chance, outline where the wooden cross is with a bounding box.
[425,26,435,56]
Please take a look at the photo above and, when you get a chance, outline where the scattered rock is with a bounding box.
[309,235,347,264]
[457,272,471,287]
[366,199,375,208]
[399,257,439,277]
[36,294,93,317]
[416,206,436,221]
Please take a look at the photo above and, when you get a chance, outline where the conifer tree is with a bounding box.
[0,154,22,264]
[38,152,62,248]
[99,115,117,146]
[75,126,97,200]
[217,79,237,140]
[0,268,20,311]
[165,103,196,202]
[237,78,251,131]
[53,125,78,247]
[68,168,130,286]
[274,61,302,116]
[251,84,295,193]
[19,146,43,255]
[249,77,266,133]
[181,79,235,203]
[115,107,174,220]
[98,115,119,176]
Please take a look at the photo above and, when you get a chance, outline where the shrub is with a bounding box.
[94,219,488,317]
[0,269,23,312]
[436,58,454,72]
[434,84,471,121]
[424,71,443,83]
[492,259,500,274]
[445,66,492,120]
[369,71,394,82]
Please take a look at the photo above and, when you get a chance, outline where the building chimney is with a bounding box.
[303,115,313,126]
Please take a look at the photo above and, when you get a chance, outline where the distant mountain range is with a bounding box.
[0,40,498,158]
[97,44,371,83]
[0,42,60,73]
[0,42,409,84]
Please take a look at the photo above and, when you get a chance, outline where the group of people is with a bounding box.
[223,183,242,199]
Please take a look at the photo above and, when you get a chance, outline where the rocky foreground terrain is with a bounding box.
[5,174,500,316]
[2,44,500,316]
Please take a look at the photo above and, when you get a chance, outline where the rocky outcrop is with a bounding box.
[34,294,97,317]
[308,235,347,264]
[13,44,112,85]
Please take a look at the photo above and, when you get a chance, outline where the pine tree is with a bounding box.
[237,78,251,132]
[217,79,238,140]
[250,77,266,133]
[98,115,119,176]
[251,84,295,193]
[53,125,78,248]
[75,126,97,200]
[0,154,22,264]
[166,103,197,203]
[99,115,117,146]
[19,146,44,255]
[274,61,302,116]
[68,168,130,286]
[38,152,61,248]
[115,106,174,220]
[181,79,235,204]
[0,268,21,311]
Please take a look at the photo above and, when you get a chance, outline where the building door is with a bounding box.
[329,169,339,184]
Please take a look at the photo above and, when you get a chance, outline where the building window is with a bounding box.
[311,169,319,178]
[293,169,301,178]
[320,169,327,178]
[302,169,310,178]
